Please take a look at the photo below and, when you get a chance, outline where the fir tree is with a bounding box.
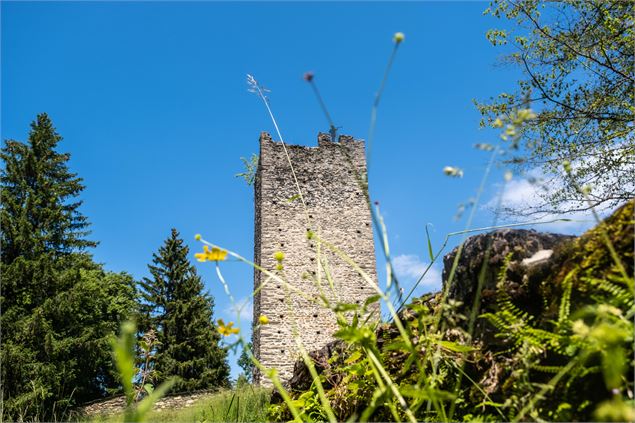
[237,342,255,383]
[0,114,137,420]
[139,229,230,392]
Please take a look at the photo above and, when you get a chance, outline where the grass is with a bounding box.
[85,386,270,423]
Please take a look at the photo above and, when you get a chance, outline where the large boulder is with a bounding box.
[441,229,574,345]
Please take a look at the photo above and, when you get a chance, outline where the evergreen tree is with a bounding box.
[237,342,255,383]
[139,229,230,392]
[0,114,137,420]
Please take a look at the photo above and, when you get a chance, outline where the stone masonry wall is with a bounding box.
[253,132,379,386]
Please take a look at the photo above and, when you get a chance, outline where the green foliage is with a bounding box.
[138,228,230,392]
[111,321,175,422]
[1,113,96,264]
[0,114,137,421]
[477,1,634,214]
[235,154,259,186]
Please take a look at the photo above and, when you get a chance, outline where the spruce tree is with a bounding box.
[0,114,137,420]
[139,229,230,392]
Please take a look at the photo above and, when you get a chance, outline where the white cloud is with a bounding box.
[484,168,600,234]
[392,254,441,287]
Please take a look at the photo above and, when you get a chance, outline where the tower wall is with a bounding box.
[253,132,378,385]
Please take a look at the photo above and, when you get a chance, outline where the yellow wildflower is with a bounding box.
[393,32,405,44]
[217,319,240,336]
[492,117,503,128]
[195,245,228,262]
[195,233,201,241]
[273,251,285,262]
[258,315,270,325]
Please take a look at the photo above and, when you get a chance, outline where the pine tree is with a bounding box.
[0,114,137,420]
[139,229,230,392]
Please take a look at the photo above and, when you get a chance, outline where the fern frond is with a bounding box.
[558,272,574,325]
[530,363,565,374]
[585,277,634,309]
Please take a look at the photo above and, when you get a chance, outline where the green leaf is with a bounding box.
[333,303,359,313]
[345,350,363,364]
[112,321,137,405]
[436,340,476,353]
[135,378,176,421]
[425,225,434,262]
[364,295,381,307]
[400,385,456,401]
[602,346,626,389]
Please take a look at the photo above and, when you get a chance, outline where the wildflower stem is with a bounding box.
[215,263,235,305]
[367,349,418,423]
[200,239,318,304]
[432,146,499,333]
[367,43,400,172]
[248,75,311,224]
[295,340,338,423]
[448,177,507,422]
[309,80,337,139]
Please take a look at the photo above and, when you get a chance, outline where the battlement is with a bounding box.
[252,132,378,386]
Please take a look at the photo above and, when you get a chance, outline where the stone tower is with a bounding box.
[252,131,378,385]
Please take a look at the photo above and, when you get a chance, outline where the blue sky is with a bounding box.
[2,1,597,379]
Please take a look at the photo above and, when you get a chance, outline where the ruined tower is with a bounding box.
[253,132,378,385]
